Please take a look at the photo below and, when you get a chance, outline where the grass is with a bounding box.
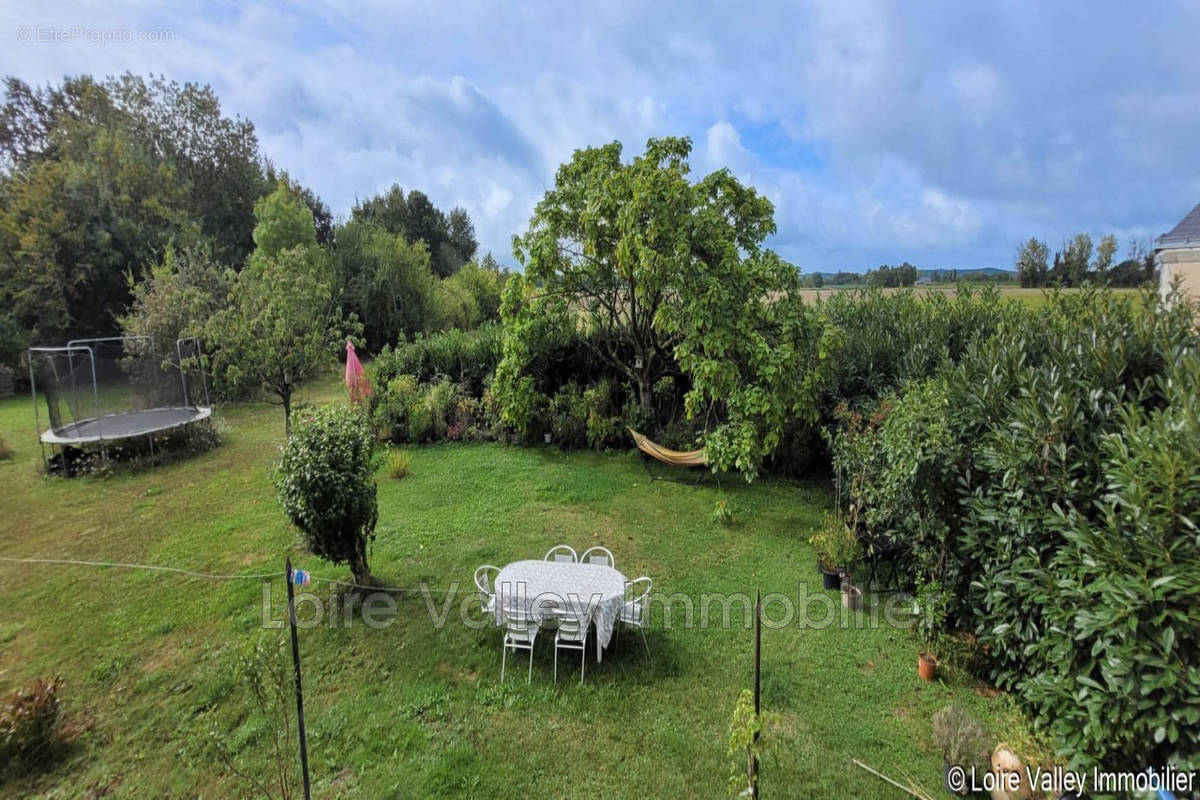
[0,377,1042,798]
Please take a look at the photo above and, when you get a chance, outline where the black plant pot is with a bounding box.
[820,563,840,590]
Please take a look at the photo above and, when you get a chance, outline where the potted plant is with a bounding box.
[828,521,861,608]
[808,514,844,590]
[915,579,946,680]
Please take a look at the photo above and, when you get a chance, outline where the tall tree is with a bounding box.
[447,207,478,263]
[107,75,268,266]
[331,218,437,348]
[1063,233,1093,287]
[248,180,317,266]
[351,183,408,234]
[1015,237,1049,288]
[1093,234,1117,280]
[500,136,824,477]
[0,73,268,340]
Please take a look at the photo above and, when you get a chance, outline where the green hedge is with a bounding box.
[831,288,1200,770]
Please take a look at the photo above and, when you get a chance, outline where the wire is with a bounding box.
[308,575,451,595]
[0,556,455,595]
[0,555,283,580]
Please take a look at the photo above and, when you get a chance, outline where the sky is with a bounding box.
[3,1,1199,272]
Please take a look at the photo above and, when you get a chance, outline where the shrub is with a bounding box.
[829,379,967,586]
[932,705,990,781]
[807,513,858,574]
[408,399,434,444]
[999,351,1200,771]
[275,404,378,585]
[371,324,503,398]
[831,287,1200,770]
[447,396,479,441]
[0,677,65,770]
[584,378,625,449]
[386,449,411,480]
[186,635,297,799]
[549,383,588,448]
[423,379,458,441]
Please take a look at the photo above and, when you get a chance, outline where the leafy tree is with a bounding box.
[207,245,355,436]
[1063,233,1093,286]
[810,272,823,288]
[1015,237,1049,288]
[447,207,478,264]
[290,181,333,246]
[351,183,408,234]
[0,109,197,341]
[1093,233,1117,280]
[502,136,825,477]
[866,262,918,287]
[0,311,26,372]
[1108,240,1157,287]
[274,404,377,586]
[351,185,476,278]
[331,219,436,348]
[248,180,317,266]
[2,74,268,268]
[441,255,506,328]
[106,75,268,266]
[119,245,229,354]
[0,73,273,341]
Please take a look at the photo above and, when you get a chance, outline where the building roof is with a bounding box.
[1157,203,1200,250]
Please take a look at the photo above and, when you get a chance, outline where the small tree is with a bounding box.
[248,180,318,266]
[207,245,355,436]
[274,404,377,586]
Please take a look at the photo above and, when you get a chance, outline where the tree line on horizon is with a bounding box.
[1015,233,1155,288]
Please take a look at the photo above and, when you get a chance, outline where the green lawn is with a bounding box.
[0,380,1039,798]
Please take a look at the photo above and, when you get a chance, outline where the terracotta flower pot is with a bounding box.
[918,651,938,680]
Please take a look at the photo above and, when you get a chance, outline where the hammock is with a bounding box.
[628,428,708,468]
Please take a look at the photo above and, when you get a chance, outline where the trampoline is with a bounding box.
[39,406,212,445]
[28,336,213,474]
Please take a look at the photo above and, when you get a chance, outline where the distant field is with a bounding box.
[795,284,1141,307]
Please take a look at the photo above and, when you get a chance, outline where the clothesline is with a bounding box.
[0,556,452,595]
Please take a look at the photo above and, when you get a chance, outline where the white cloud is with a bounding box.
[1,0,1198,269]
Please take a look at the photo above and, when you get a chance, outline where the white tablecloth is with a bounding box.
[493,559,627,662]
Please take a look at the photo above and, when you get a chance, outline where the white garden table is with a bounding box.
[493,559,627,662]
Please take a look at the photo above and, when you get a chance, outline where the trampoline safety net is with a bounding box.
[28,336,211,449]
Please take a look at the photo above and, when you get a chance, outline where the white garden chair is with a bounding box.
[552,603,591,684]
[580,545,614,568]
[499,602,538,684]
[544,544,578,563]
[620,576,652,659]
[474,564,500,617]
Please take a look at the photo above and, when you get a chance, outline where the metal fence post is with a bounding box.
[286,558,312,800]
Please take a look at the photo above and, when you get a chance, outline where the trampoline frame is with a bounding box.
[28,336,213,474]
